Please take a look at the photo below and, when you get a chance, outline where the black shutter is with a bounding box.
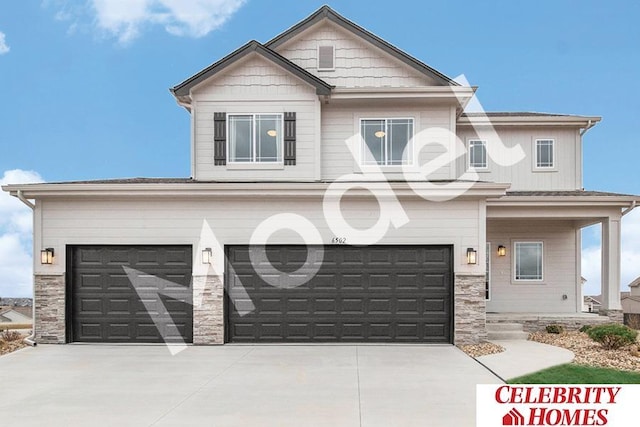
[214,112,226,166]
[284,112,296,165]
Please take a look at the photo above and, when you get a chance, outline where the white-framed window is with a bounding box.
[360,118,414,166]
[317,45,335,71]
[468,139,488,169]
[228,114,283,163]
[514,241,543,281]
[485,242,491,300]
[535,139,554,169]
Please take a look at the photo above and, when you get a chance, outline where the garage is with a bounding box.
[226,245,453,343]
[68,245,193,343]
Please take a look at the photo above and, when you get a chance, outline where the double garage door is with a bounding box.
[68,245,453,344]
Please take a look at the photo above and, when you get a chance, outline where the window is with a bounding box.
[361,118,414,166]
[514,242,543,281]
[469,140,488,169]
[318,46,335,71]
[229,114,282,163]
[535,139,554,168]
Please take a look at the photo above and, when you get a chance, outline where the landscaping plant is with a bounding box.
[545,324,564,334]
[586,323,638,350]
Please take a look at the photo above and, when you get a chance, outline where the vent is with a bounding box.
[318,45,334,70]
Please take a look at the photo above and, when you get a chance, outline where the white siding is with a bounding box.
[276,22,436,88]
[321,103,455,180]
[36,196,485,277]
[455,126,582,190]
[192,54,320,181]
[486,220,579,313]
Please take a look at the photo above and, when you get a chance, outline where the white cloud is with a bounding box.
[0,31,10,55]
[50,0,246,44]
[582,208,640,296]
[0,170,44,297]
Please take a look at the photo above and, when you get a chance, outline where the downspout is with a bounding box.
[622,200,637,217]
[14,190,37,346]
[580,120,595,136]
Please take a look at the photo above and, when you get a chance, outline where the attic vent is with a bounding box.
[318,45,335,71]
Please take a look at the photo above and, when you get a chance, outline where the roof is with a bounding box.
[629,277,640,288]
[506,190,639,198]
[458,112,601,127]
[265,5,458,87]
[584,295,601,304]
[463,112,594,118]
[0,306,32,318]
[171,40,333,98]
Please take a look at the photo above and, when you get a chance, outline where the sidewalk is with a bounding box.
[476,340,575,381]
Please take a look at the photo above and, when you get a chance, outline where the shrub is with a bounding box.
[587,324,638,350]
[579,325,592,333]
[1,330,22,342]
[546,324,564,334]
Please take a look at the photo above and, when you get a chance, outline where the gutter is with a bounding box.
[13,191,37,347]
[622,200,637,216]
[580,119,596,136]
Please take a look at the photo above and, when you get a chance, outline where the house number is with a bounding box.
[331,237,347,244]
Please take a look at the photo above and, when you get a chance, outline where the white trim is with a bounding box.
[513,241,544,282]
[533,138,556,171]
[227,113,284,165]
[317,45,335,71]
[486,242,491,301]
[467,139,489,170]
[359,117,415,167]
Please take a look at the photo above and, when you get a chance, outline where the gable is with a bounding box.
[266,6,456,88]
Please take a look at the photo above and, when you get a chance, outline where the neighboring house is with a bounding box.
[622,277,640,315]
[0,306,32,324]
[583,295,601,314]
[2,6,638,345]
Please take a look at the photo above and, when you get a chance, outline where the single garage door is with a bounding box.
[69,245,193,343]
[226,245,453,343]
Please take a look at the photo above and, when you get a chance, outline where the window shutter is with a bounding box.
[213,112,226,166]
[284,112,296,165]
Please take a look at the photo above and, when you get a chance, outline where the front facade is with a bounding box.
[3,6,637,345]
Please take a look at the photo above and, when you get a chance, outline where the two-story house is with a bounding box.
[3,6,637,346]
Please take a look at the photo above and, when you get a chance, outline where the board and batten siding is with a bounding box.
[455,126,582,191]
[320,103,456,180]
[35,197,485,277]
[486,220,579,313]
[275,22,436,88]
[191,54,321,181]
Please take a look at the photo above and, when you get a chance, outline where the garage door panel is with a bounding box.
[226,245,452,343]
[70,245,193,343]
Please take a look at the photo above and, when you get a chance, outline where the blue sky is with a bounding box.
[1,0,639,297]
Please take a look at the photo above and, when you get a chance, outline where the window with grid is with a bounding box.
[535,139,554,168]
[514,242,543,281]
[361,118,413,166]
[469,140,488,169]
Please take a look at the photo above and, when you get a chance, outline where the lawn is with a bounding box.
[509,364,640,384]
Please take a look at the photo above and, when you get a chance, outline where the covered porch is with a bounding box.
[484,191,638,329]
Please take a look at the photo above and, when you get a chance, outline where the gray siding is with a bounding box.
[486,220,579,313]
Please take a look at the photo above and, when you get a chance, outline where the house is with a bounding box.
[0,306,32,324]
[622,277,640,316]
[2,6,637,346]
[583,295,601,314]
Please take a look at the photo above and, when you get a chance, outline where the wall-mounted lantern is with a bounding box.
[497,245,507,257]
[466,247,477,265]
[202,248,212,264]
[41,248,54,265]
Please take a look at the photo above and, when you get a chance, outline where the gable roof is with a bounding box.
[265,5,458,87]
[629,277,640,288]
[171,40,333,98]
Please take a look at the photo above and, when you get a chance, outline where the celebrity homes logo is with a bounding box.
[477,385,640,427]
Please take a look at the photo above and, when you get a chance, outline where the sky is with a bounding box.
[1,0,640,297]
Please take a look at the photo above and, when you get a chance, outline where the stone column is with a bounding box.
[192,275,224,344]
[34,274,66,344]
[454,274,487,345]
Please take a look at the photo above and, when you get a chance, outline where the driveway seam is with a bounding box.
[356,346,362,427]
[148,347,255,426]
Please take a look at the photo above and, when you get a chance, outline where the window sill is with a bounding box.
[227,163,285,170]
[512,280,546,285]
[468,168,491,173]
[532,167,558,173]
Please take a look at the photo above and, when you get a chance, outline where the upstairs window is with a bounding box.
[535,139,554,169]
[468,139,488,169]
[361,118,414,166]
[514,242,543,281]
[228,114,283,163]
[318,45,335,71]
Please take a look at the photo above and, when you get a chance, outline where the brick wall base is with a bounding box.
[454,274,486,345]
[34,274,66,344]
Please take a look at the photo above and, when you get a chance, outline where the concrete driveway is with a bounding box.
[0,344,500,426]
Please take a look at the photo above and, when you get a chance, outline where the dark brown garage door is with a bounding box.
[68,246,193,343]
[226,245,453,343]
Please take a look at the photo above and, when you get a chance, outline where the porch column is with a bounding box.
[601,215,622,319]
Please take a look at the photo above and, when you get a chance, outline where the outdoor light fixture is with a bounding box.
[202,248,212,264]
[497,245,507,257]
[374,130,386,138]
[466,248,477,265]
[266,129,277,137]
[40,248,54,265]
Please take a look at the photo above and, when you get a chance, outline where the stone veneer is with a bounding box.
[600,309,623,324]
[192,275,224,344]
[34,274,66,344]
[454,274,487,345]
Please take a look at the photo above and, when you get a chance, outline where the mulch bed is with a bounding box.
[459,342,505,358]
[0,339,28,356]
